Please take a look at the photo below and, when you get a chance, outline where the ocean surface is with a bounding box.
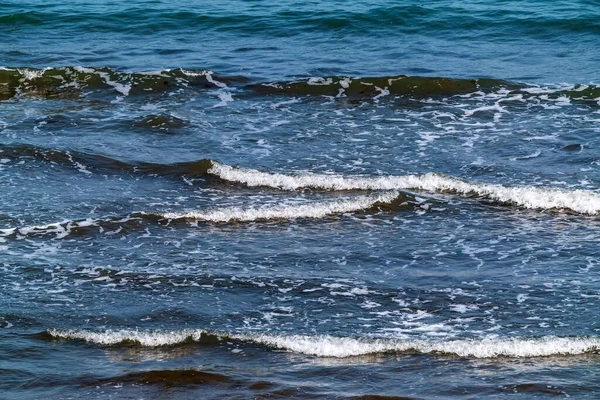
[2,0,600,398]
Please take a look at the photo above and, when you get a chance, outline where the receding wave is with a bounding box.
[153,192,401,222]
[46,329,600,358]
[209,162,600,215]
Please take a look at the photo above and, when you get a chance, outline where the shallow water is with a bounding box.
[2,1,600,398]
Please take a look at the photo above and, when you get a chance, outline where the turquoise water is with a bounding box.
[2,1,600,398]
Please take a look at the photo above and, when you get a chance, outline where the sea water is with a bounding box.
[2,1,600,398]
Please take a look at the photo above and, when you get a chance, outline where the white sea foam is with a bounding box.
[208,162,600,214]
[47,328,600,358]
[48,328,207,346]
[0,221,72,238]
[17,68,48,81]
[73,66,96,74]
[96,71,131,96]
[159,192,399,222]
[0,217,136,239]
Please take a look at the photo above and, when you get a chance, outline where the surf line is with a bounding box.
[208,162,600,215]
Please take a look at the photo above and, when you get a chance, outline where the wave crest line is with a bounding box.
[208,162,600,215]
[158,192,400,222]
[47,328,600,358]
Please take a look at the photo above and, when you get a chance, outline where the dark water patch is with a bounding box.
[562,144,583,152]
[132,114,188,134]
[107,369,231,386]
[92,368,319,398]
[0,143,134,173]
[501,383,569,396]
[0,143,215,178]
[354,396,418,400]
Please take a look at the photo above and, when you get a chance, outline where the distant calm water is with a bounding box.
[2,1,600,398]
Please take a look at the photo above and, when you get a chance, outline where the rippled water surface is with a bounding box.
[2,1,600,398]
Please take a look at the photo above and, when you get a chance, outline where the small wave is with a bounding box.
[0,67,244,99]
[0,194,401,239]
[250,76,600,102]
[209,162,600,215]
[2,67,599,101]
[0,144,214,177]
[251,75,520,98]
[6,143,600,216]
[46,328,600,358]
[155,192,401,222]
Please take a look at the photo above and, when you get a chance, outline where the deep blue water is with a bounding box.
[2,1,600,398]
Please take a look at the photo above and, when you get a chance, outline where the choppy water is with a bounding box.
[2,1,600,398]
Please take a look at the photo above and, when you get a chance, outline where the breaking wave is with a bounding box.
[46,328,600,358]
[5,143,600,216]
[0,193,406,239]
[155,192,401,222]
[209,162,600,215]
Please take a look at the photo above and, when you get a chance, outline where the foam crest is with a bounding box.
[48,328,206,346]
[0,217,139,239]
[47,329,600,358]
[249,335,600,358]
[209,162,600,214]
[159,192,399,222]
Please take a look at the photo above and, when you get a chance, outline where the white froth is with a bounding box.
[47,329,600,358]
[48,328,206,346]
[0,217,138,239]
[73,66,96,74]
[307,77,334,86]
[204,71,228,89]
[208,162,600,214]
[96,71,131,96]
[18,68,48,80]
[160,192,398,222]
[214,91,234,107]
